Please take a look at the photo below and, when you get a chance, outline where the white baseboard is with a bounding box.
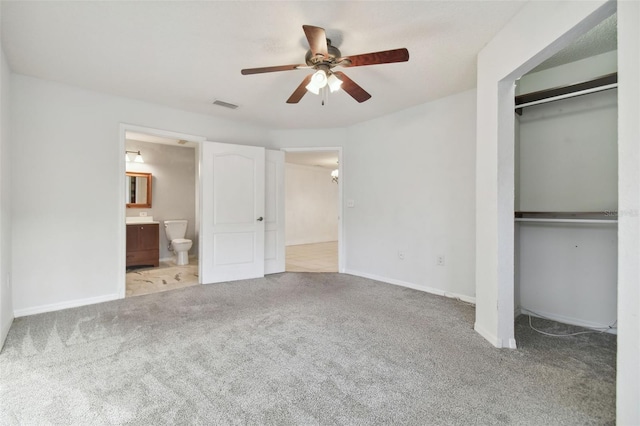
[14,293,121,318]
[342,270,523,348]
[520,307,617,335]
[474,322,501,347]
[514,305,522,319]
[0,315,13,349]
[473,322,518,349]
[343,269,476,304]
[159,254,198,263]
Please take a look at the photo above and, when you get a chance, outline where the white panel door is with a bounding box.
[264,150,285,274]
[200,141,265,284]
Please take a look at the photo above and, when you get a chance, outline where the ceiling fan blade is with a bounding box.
[303,25,328,58]
[286,74,313,104]
[339,48,409,67]
[241,64,306,75]
[332,71,371,103]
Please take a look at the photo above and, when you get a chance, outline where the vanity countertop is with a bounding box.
[126,216,159,225]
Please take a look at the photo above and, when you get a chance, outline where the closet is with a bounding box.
[514,55,618,332]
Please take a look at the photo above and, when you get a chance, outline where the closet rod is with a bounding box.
[515,72,617,115]
[515,218,618,224]
[516,84,617,110]
[515,211,617,218]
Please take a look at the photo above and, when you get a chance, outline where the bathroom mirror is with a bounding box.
[126,172,152,208]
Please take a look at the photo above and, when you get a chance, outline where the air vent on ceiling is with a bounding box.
[213,100,239,110]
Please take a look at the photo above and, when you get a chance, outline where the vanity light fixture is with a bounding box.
[125,150,144,163]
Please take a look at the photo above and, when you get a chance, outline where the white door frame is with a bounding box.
[118,123,206,299]
[264,149,286,275]
[280,147,344,273]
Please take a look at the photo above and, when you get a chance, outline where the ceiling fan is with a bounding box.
[241,25,409,104]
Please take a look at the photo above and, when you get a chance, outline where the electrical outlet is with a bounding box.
[437,255,445,266]
[398,250,405,260]
[139,212,147,217]
[347,199,355,208]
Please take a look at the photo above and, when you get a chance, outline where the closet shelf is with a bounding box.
[515,211,618,224]
[515,72,617,115]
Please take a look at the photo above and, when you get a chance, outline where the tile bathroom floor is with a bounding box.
[126,259,199,297]
[286,241,338,273]
[127,242,336,296]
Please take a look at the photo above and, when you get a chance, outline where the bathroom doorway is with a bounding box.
[282,148,342,273]
[123,129,201,297]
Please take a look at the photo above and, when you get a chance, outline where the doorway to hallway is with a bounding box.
[283,148,342,273]
[286,241,338,272]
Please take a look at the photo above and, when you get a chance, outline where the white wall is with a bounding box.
[516,223,617,328]
[269,94,477,302]
[517,91,617,211]
[0,43,12,347]
[617,1,640,422]
[125,140,197,260]
[10,75,272,316]
[344,89,477,301]
[267,129,347,151]
[285,163,338,246]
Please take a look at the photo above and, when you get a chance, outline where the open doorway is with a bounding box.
[120,127,204,298]
[283,149,341,273]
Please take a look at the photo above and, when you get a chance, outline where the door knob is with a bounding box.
[257,217,264,221]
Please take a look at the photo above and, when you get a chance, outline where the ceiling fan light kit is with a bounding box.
[327,73,343,93]
[305,68,343,96]
[241,25,409,104]
[305,69,328,95]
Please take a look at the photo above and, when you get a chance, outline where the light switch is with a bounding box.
[347,199,355,208]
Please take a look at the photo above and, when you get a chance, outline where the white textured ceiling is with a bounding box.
[531,12,617,73]
[125,131,196,148]
[286,151,339,170]
[2,1,532,129]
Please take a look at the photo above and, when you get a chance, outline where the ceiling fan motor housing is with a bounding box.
[305,39,342,67]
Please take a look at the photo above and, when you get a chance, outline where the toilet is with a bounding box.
[164,220,193,266]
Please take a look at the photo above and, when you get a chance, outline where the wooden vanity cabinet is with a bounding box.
[126,223,159,267]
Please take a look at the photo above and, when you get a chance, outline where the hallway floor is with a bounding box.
[286,241,338,273]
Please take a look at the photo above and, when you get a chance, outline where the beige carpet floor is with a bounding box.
[0,272,616,425]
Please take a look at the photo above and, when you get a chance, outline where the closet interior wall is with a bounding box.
[514,51,618,331]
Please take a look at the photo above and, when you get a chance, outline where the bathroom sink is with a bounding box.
[126,216,155,224]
